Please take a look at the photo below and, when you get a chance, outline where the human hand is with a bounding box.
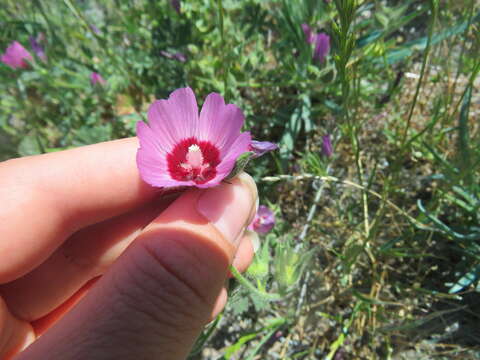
[0,138,258,360]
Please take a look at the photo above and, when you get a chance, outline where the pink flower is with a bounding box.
[248,205,275,234]
[136,87,251,188]
[1,41,33,69]
[90,72,106,86]
[313,33,330,63]
[301,24,330,63]
[321,134,333,157]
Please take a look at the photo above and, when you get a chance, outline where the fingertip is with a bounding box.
[232,231,256,274]
[209,287,228,321]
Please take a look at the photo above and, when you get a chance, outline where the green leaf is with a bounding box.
[230,291,250,316]
[384,10,480,64]
[449,264,480,294]
[457,84,473,185]
[224,332,258,358]
[188,315,222,358]
[250,291,269,311]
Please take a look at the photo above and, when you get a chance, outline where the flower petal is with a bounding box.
[218,131,252,171]
[147,87,199,152]
[196,131,251,188]
[198,92,245,154]
[136,121,195,188]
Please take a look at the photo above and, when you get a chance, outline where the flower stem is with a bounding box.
[229,265,282,301]
[401,0,438,145]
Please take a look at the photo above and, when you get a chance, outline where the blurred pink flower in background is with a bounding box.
[322,134,333,157]
[301,24,330,63]
[313,33,330,63]
[136,87,251,188]
[301,23,315,44]
[1,41,33,69]
[90,72,106,86]
[29,34,47,62]
[249,205,275,234]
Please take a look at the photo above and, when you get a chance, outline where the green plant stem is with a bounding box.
[326,302,361,360]
[294,164,332,317]
[333,1,369,241]
[447,60,480,125]
[216,0,229,99]
[448,0,475,114]
[245,319,286,360]
[188,314,222,357]
[401,0,438,145]
[229,265,282,301]
[216,0,225,43]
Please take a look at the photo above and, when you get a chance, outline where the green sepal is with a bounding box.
[225,151,254,180]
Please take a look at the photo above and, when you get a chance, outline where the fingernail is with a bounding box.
[197,173,257,246]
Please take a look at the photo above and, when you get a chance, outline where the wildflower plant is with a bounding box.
[273,239,316,294]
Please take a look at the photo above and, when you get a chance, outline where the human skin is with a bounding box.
[0,137,257,359]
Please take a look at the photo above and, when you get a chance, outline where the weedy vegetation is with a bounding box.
[1,0,479,358]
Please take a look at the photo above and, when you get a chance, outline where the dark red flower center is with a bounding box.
[167,137,220,184]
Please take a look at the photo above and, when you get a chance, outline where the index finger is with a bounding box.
[0,137,160,283]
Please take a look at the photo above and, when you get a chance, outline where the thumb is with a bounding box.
[18,173,258,360]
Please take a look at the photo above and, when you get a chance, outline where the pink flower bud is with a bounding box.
[322,134,333,157]
[249,140,278,158]
[248,205,275,234]
[301,24,315,44]
[313,33,330,63]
